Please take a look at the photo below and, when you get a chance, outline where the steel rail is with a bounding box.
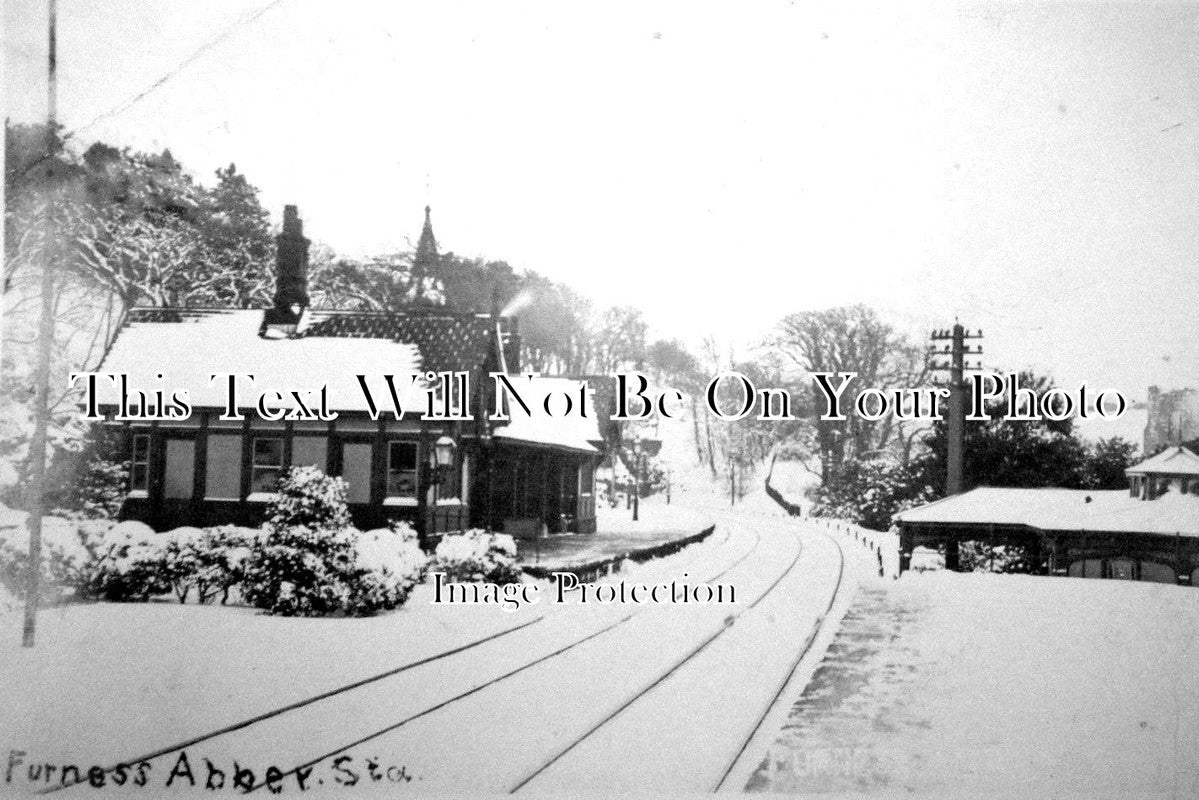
[508,533,805,793]
[712,529,847,791]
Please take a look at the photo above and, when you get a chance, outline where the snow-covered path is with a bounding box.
[29,500,858,796]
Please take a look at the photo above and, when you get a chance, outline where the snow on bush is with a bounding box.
[345,522,429,615]
[242,523,357,616]
[267,466,351,532]
[199,526,257,605]
[433,529,521,584]
[156,526,259,604]
[84,521,170,602]
[159,527,203,603]
[242,466,415,617]
[0,513,104,604]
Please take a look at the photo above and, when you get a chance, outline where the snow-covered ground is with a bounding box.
[0,502,856,796]
[0,410,849,796]
[747,571,1199,799]
[594,500,711,536]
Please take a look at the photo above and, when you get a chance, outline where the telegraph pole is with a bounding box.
[929,322,983,497]
[23,0,58,647]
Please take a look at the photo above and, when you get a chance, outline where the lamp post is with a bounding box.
[433,435,456,469]
[419,436,457,549]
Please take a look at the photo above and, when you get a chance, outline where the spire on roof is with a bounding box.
[411,205,438,303]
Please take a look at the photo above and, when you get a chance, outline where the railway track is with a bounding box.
[48,509,847,797]
[509,518,849,794]
[234,525,771,792]
[713,530,846,791]
[46,520,751,795]
[508,533,808,792]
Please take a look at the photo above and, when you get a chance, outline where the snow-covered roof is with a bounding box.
[1125,445,1199,476]
[895,487,1199,536]
[493,377,603,454]
[94,308,479,413]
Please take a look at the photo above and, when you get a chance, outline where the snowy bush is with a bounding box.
[157,526,258,605]
[159,528,203,603]
[267,466,351,531]
[809,457,937,531]
[198,526,256,605]
[51,456,130,521]
[344,522,429,615]
[433,529,521,584]
[241,467,360,616]
[959,541,1036,574]
[44,425,130,521]
[0,514,101,604]
[84,521,170,602]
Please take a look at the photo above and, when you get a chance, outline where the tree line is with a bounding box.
[2,122,1140,522]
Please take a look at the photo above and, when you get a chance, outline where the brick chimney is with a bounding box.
[274,204,309,312]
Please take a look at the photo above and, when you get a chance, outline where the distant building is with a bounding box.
[894,447,1199,586]
[1125,445,1199,499]
[1143,386,1199,456]
[93,206,602,542]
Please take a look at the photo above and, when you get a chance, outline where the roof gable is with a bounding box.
[1125,446,1199,476]
[96,307,497,412]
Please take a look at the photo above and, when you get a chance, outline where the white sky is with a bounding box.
[3,0,1198,401]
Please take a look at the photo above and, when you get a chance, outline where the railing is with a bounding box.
[523,525,717,584]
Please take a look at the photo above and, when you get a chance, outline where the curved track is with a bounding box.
[509,534,806,791]
[49,507,850,796]
[713,529,846,790]
[47,521,755,795]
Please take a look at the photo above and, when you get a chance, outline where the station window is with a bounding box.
[387,441,418,498]
[251,437,285,494]
[205,435,242,500]
[130,434,150,493]
[163,439,195,499]
[291,436,327,471]
[342,442,372,504]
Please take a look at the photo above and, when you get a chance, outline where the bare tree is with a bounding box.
[771,305,930,483]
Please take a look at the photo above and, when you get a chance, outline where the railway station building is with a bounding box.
[91,206,603,544]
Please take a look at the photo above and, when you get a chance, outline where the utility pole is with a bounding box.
[929,322,982,574]
[929,322,983,497]
[23,0,58,648]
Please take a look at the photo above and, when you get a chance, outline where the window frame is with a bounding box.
[249,436,285,499]
[385,440,420,504]
[129,433,151,496]
[162,437,196,500]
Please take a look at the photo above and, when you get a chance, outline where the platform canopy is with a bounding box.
[895,487,1199,537]
[493,377,604,454]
